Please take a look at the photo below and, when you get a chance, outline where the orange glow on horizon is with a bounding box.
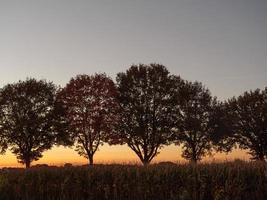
[0,144,250,168]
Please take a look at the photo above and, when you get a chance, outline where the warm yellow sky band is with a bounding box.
[0,145,249,168]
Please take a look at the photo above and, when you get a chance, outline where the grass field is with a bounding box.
[0,161,266,200]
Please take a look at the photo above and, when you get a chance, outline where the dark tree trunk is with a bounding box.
[191,147,198,164]
[191,158,198,164]
[88,154,94,166]
[25,159,31,168]
[142,158,150,166]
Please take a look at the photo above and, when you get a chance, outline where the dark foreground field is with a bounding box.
[0,162,266,200]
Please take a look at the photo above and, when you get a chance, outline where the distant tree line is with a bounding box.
[0,64,266,168]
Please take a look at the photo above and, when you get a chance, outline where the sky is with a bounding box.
[0,0,266,167]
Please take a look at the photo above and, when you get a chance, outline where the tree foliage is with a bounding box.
[0,136,7,155]
[115,64,175,165]
[0,79,66,168]
[0,64,265,166]
[172,80,221,163]
[227,88,267,161]
[57,74,119,165]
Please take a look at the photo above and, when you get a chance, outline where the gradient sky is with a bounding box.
[0,0,266,167]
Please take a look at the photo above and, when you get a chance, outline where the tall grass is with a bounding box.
[0,161,266,200]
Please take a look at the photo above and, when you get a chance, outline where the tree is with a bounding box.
[172,80,221,163]
[57,74,119,166]
[115,64,175,165]
[0,79,67,168]
[227,88,267,161]
[208,101,236,153]
[0,135,7,155]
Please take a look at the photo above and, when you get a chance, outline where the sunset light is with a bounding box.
[0,0,266,199]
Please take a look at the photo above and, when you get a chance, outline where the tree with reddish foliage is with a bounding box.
[115,64,175,165]
[57,74,119,166]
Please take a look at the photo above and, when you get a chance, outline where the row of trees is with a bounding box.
[0,64,266,168]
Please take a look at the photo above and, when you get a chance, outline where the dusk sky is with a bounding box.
[0,0,266,166]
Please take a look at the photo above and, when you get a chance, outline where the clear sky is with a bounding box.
[0,0,266,166]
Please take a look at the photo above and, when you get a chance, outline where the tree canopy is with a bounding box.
[57,74,119,165]
[0,79,67,168]
[115,64,175,165]
[172,80,221,163]
[226,88,267,161]
[0,64,266,166]
[0,136,7,155]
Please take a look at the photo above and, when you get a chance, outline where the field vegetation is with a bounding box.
[0,161,266,200]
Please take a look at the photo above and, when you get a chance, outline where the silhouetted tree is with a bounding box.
[0,79,67,168]
[209,101,236,153]
[57,74,119,166]
[0,136,7,155]
[172,80,221,163]
[227,88,267,161]
[115,64,175,165]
